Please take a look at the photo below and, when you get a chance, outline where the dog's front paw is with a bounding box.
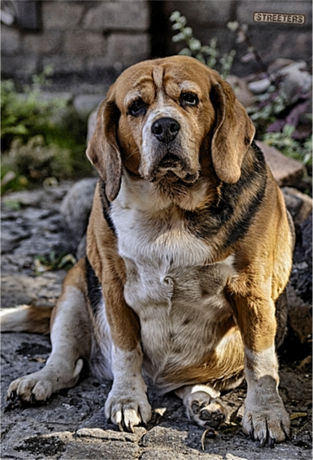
[183,388,228,428]
[105,388,152,432]
[242,399,290,445]
[8,372,54,403]
[7,359,84,403]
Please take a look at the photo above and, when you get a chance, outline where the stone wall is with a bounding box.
[1,0,312,87]
[2,0,150,85]
[163,1,312,76]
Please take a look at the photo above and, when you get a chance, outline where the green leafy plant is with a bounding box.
[34,251,76,275]
[1,69,66,152]
[1,135,73,194]
[170,11,236,79]
[1,69,91,193]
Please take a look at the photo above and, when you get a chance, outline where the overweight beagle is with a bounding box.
[2,56,294,445]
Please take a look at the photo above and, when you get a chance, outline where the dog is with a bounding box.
[1,56,294,445]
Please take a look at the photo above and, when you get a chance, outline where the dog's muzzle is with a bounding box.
[149,117,199,184]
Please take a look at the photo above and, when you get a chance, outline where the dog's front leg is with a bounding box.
[233,290,290,445]
[101,278,151,432]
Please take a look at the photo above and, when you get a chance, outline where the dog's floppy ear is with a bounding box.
[86,85,122,201]
[211,79,255,184]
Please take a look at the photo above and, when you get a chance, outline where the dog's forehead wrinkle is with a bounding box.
[153,66,164,89]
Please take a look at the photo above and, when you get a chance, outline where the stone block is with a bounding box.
[1,26,21,55]
[23,31,63,55]
[83,1,149,31]
[104,33,150,68]
[255,140,305,187]
[42,55,86,75]
[165,1,233,26]
[267,31,312,63]
[236,1,312,25]
[42,1,84,29]
[64,31,106,56]
[73,94,103,118]
[2,55,38,77]
[282,187,313,224]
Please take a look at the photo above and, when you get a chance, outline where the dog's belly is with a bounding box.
[123,257,237,391]
[111,192,240,391]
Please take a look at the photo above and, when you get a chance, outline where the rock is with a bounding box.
[82,1,149,31]
[1,272,65,309]
[248,78,271,95]
[287,212,312,344]
[73,94,104,120]
[226,454,248,460]
[287,285,312,344]
[227,75,255,107]
[76,426,146,443]
[277,61,312,105]
[267,58,295,75]
[281,187,313,224]
[256,140,305,187]
[1,182,312,459]
[60,178,97,256]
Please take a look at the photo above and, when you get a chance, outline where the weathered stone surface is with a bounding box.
[63,31,106,56]
[236,1,312,25]
[1,182,312,459]
[42,55,86,75]
[2,55,39,78]
[282,187,313,224]
[287,287,312,344]
[77,426,146,442]
[278,61,312,105]
[1,25,20,55]
[166,1,232,26]
[60,178,97,254]
[225,455,248,460]
[83,1,150,31]
[256,140,305,187]
[141,449,223,459]
[73,94,104,119]
[1,272,64,309]
[104,33,150,67]
[23,31,63,55]
[42,1,84,30]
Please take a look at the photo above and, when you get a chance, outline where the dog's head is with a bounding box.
[87,56,255,201]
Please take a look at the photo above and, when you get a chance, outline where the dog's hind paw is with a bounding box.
[183,386,229,428]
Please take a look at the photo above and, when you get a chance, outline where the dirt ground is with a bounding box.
[1,183,312,460]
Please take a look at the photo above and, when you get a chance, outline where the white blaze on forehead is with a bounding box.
[153,66,164,89]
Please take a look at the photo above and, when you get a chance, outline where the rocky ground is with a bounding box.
[1,178,312,460]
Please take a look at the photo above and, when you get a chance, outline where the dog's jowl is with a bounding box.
[1,56,294,444]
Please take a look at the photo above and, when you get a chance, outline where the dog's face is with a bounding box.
[87,56,255,201]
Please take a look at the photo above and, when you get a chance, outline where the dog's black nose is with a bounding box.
[151,118,180,144]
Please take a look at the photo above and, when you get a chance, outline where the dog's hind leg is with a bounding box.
[7,259,91,403]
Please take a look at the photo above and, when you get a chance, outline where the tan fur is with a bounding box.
[3,56,293,443]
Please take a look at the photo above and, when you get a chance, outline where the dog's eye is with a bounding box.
[128,99,147,117]
[180,92,199,108]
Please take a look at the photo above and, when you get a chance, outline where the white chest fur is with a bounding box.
[110,176,237,389]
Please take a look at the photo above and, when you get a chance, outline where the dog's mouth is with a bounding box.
[151,153,199,184]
